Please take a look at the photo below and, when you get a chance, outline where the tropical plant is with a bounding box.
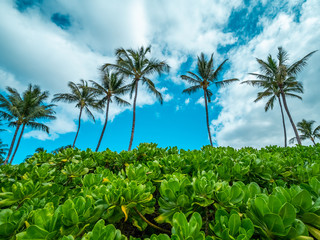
[52,80,100,148]
[242,73,303,147]
[181,53,238,146]
[289,119,320,145]
[0,143,320,238]
[90,70,130,152]
[0,85,55,164]
[102,46,170,151]
[243,47,316,145]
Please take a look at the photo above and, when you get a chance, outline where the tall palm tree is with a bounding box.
[102,46,170,151]
[90,70,130,151]
[0,87,22,164]
[181,53,238,146]
[244,47,316,145]
[52,80,100,148]
[242,74,303,147]
[289,119,320,145]
[0,85,56,164]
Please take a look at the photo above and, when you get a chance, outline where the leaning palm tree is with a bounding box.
[0,87,22,164]
[0,84,56,164]
[243,75,303,147]
[102,46,170,151]
[181,53,238,146]
[52,80,100,148]
[289,119,320,145]
[90,70,130,152]
[9,104,56,164]
[244,47,316,145]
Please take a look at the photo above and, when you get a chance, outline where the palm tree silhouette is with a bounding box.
[243,47,316,145]
[102,46,170,151]
[181,53,238,146]
[290,119,320,145]
[52,80,100,148]
[90,70,130,151]
[0,85,56,164]
[243,73,303,147]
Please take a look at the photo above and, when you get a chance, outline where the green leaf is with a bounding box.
[254,197,270,217]
[268,196,282,214]
[263,213,286,235]
[301,212,320,229]
[0,223,16,236]
[228,213,241,236]
[292,190,313,211]
[17,225,49,240]
[279,202,296,228]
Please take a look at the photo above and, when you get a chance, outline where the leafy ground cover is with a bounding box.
[0,143,320,239]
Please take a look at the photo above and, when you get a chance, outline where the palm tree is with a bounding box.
[90,70,130,152]
[52,80,100,148]
[244,47,316,145]
[0,85,56,164]
[0,87,22,164]
[102,46,170,151]
[181,53,238,146]
[242,74,303,147]
[289,119,320,145]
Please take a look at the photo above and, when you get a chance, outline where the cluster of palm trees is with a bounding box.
[289,119,320,145]
[0,45,318,164]
[0,85,56,164]
[242,47,317,146]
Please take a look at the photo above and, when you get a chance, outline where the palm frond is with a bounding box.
[114,96,130,106]
[182,85,202,95]
[287,50,317,76]
[214,78,239,88]
[143,77,163,104]
[181,73,202,85]
[84,107,95,122]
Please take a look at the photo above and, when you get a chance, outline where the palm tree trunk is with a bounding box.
[280,89,301,145]
[4,124,21,165]
[128,81,139,151]
[204,90,213,147]
[73,107,83,148]
[278,97,287,147]
[9,124,25,164]
[311,137,316,146]
[96,97,110,152]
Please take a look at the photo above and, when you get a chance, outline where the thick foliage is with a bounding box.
[0,143,320,239]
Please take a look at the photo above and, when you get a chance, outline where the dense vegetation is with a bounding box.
[1,143,320,239]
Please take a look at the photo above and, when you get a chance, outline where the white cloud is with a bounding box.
[185,98,190,105]
[159,87,173,102]
[212,0,320,148]
[196,97,205,107]
[0,0,172,140]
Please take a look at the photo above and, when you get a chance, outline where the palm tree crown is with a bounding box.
[0,84,56,164]
[90,69,130,151]
[290,119,320,145]
[102,45,170,151]
[181,53,238,146]
[52,80,100,148]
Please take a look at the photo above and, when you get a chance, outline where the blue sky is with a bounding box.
[1,0,320,164]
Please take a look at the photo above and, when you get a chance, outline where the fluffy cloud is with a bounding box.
[212,0,320,148]
[196,97,205,107]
